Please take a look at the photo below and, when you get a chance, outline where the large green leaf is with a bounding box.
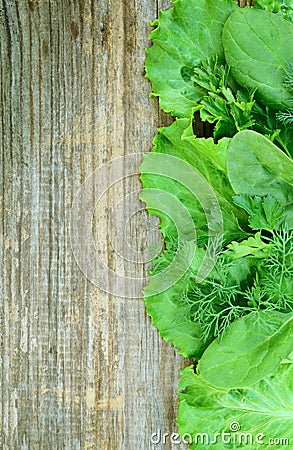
[227,130,293,205]
[145,0,237,118]
[139,120,250,357]
[198,311,293,388]
[178,363,293,449]
[143,242,207,359]
[140,119,247,247]
[222,8,293,110]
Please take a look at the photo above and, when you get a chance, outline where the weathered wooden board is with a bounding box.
[0,0,190,448]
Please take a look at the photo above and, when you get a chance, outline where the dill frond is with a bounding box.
[182,229,292,342]
[276,109,293,125]
[283,61,293,92]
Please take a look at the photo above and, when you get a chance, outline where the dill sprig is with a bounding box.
[283,61,293,92]
[182,229,293,342]
[276,109,293,125]
[259,229,293,311]
[276,62,293,125]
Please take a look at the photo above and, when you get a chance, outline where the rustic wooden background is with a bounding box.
[0,0,192,448]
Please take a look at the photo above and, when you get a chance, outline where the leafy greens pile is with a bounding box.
[141,0,293,447]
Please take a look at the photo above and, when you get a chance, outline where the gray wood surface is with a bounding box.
[0,0,189,448]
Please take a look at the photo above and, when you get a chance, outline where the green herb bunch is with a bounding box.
[141,0,293,446]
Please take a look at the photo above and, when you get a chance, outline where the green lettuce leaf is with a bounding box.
[143,242,207,359]
[198,311,293,388]
[140,118,247,247]
[178,363,293,449]
[222,8,293,110]
[145,0,237,118]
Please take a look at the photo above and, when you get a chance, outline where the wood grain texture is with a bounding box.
[0,0,189,449]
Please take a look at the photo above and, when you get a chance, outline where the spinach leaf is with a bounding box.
[227,130,293,204]
[198,311,293,388]
[222,8,293,110]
